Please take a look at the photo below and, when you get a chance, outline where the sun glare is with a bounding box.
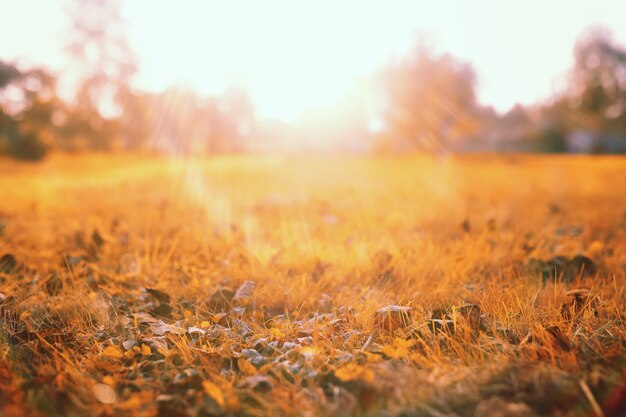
[124,0,419,122]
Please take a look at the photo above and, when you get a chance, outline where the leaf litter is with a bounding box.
[0,156,625,416]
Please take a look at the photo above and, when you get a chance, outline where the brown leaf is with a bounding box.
[237,375,273,392]
[146,288,171,304]
[202,380,225,409]
[474,397,537,417]
[149,321,186,336]
[142,336,168,351]
[454,304,481,332]
[131,312,160,324]
[233,280,255,302]
[187,326,206,335]
[149,303,173,319]
[208,288,235,312]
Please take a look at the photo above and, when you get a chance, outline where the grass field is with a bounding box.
[0,154,625,417]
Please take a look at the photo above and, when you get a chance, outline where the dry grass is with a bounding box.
[0,153,625,417]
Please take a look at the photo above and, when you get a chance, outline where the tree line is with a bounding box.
[1,1,626,159]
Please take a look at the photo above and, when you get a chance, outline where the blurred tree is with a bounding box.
[570,29,626,121]
[64,0,148,149]
[379,42,483,153]
[555,28,626,152]
[0,61,60,160]
[142,87,254,154]
[208,87,256,153]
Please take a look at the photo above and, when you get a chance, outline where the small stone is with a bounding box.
[93,383,116,404]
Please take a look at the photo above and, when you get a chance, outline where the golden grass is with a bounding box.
[0,153,625,416]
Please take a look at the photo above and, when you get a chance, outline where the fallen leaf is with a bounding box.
[146,288,171,303]
[149,303,173,319]
[102,345,123,359]
[208,288,235,312]
[141,344,151,355]
[237,375,273,392]
[474,397,537,417]
[142,336,168,351]
[131,312,160,324]
[116,392,153,410]
[233,280,255,302]
[122,340,137,351]
[335,363,375,384]
[202,380,225,409]
[453,304,481,332]
[382,337,414,359]
[149,321,186,336]
[187,326,206,335]
[237,357,257,376]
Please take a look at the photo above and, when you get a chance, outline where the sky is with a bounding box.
[2,0,626,122]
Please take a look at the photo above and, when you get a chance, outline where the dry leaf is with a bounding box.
[149,321,186,335]
[335,363,375,383]
[145,287,171,303]
[102,376,116,387]
[233,280,255,302]
[382,337,414,360]
[202,380,225,409]
[187,326,206,335]
[116,392,153,410]
[237,358,257,376]
[237,375,273,392]
[101,345,123,359]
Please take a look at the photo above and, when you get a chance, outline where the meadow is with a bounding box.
[0,154,625,417]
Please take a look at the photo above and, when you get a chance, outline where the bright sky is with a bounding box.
[2,0,626,121]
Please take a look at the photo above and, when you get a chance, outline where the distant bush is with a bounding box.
[5,133,48,161]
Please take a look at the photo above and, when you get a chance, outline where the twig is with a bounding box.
[360,333,373,352]
[580,379,604,417]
